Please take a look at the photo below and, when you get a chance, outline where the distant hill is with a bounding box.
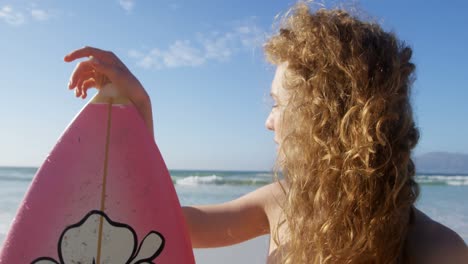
[414,152,468,174]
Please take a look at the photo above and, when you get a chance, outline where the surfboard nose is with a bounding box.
[91,82,132,105]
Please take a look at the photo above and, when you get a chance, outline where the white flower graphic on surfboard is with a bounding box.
[32,210,165,264]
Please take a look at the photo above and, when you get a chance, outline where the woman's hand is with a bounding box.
[64,46,148,105]
[64,46,155,138]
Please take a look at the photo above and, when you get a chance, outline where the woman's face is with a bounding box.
[265,63,289,147]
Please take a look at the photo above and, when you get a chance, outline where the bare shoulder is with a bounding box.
[405,208,468,263]
[260,180,288,214]
[242,180,287,223]
[225,179,287,223]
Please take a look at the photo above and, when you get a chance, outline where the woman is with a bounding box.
[64,3,467,263]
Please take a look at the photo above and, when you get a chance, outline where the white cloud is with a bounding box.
[128,49,144,58]
[0,4,55,25]
[137,56,158,69]
[130,42,205,69]
[119,0,135,12]
[197,32,233,62]
[232,18,264,49]
[164,40,205,67]
[129,19,265,70]
[0,5,26,26]
[30,9,49,21]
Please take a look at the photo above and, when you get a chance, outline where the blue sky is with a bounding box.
[0,0,467,170]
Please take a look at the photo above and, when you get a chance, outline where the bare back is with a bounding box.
[262,182,468,263]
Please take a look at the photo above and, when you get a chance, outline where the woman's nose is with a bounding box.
[265,113,274,131]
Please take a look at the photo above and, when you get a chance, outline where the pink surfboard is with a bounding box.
[0,84,195,263]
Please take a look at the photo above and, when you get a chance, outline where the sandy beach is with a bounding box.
[194,235,270,263]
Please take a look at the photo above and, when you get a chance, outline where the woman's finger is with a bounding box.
[74,71,96,90]
[75,87,81,98]
[69,60,94,89]
[75,77,96,99]
[81,79,96,99]
[64,46,110,63]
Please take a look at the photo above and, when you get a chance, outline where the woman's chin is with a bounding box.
[275,144,281,154]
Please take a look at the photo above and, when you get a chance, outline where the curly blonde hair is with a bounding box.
[264,2,420,263]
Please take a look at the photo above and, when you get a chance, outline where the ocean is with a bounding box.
[0,166,467,246]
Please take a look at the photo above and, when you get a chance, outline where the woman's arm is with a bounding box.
[182,182,283,248]
[132,91,154,139]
